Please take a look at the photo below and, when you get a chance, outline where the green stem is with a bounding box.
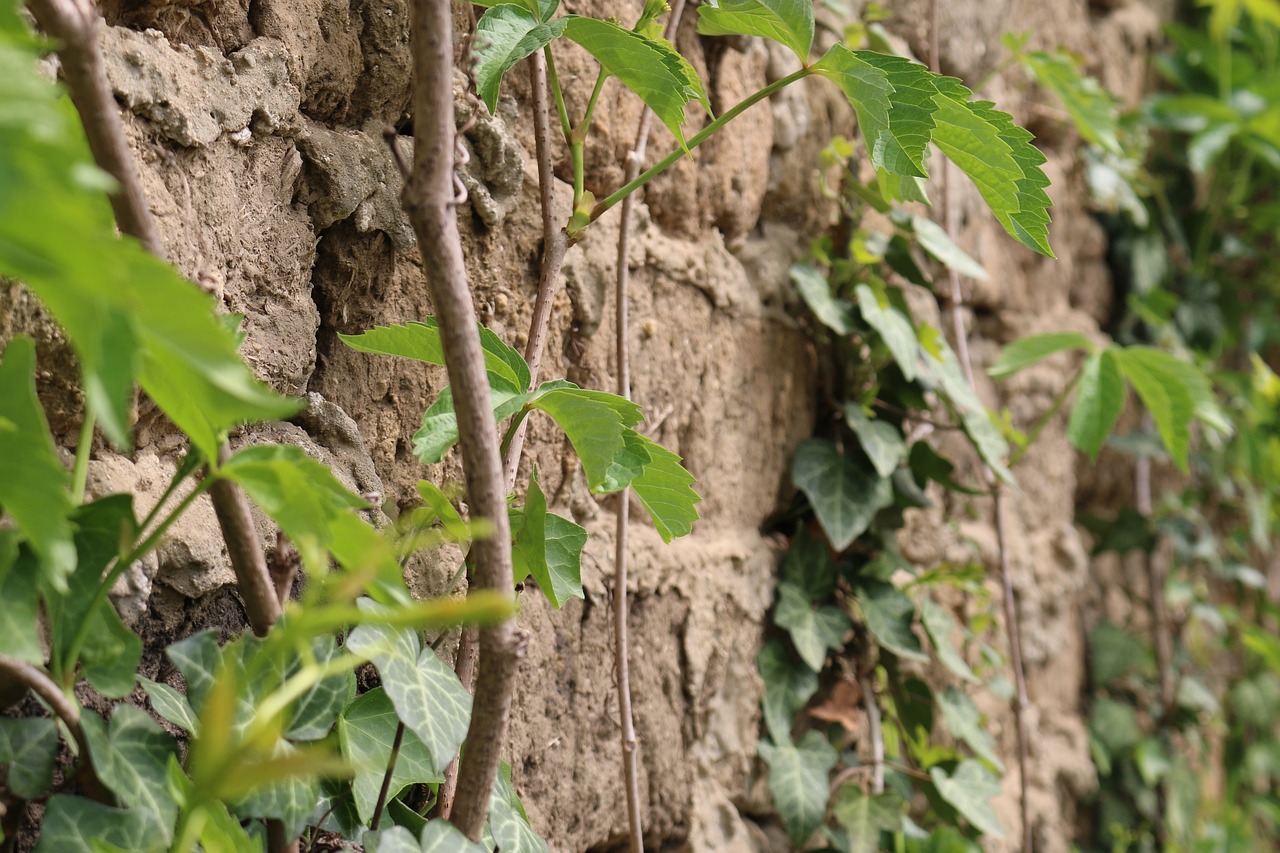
[71,404,95,503]
[574,70,609,145]
[138,454,201,534]
[589,66,811,223]
[499,410,528,460]
[544,46,572,140]
[1007,368,1083,469]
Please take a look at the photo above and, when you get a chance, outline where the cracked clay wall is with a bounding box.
[3,0,1170,849]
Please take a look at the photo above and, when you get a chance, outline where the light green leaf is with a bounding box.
[791,264,856,334]
[340,320,530,393]
[923,341,1013,483]
[488,763,549,853]
[563,18,704,148]
[467,0,558,22]
[1019,49,1121,155]
[35,796,160,853]
[758,640,819,743]
[773,581,850,671]
[937,687,1003,770]
[759,732,838,846]
[230,741,321,838]
[792,438,893,551]
[1114,346,1205,471]
[0,548,43,663]
[81,706,179,841]
[196,798,261,853]
[0,717,58,799]
[855,581,928,663]
[473,6,567,114]
[908,215,989,280]
[421,820,487,853]
[629,434,701,541]
[988,332,1093,379]
[286,634,357,741]
[339,687,444,824]
[696,0,813,62]
[139,677,200,736]
[831,786,904,853]
[1067,349,1126,460]
[511,469,586,607]
[528,385,641,491]
[855,283,919,381]
[919,599,979,684]
[845,405,906,479]
[0,337,76,591]
[372,827,423,853]
[167,630,224,715]
[347,599,473,772]
[930,760,1005,838]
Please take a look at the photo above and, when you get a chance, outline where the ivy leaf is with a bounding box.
[230,741,322,838]
[855,283,919,381]
[0,548,43,664]
[855,581,928,663]
[792,438,893,551]
[563,18,705,148]
[80,706,179,841]
[629,434,701,541]
[781,527,837,602]
[139,677,201,736]
[830,786,904,853]
[924,341,1013,483]
[0,717,58,798]
[1018,48,1122,155]
[528,385,641,491]
[929,761,1005,838]
[347,599,473,773]
[773,581,850,671]
[370,827,422,853]
[339,687,444,824]
[167,630,225,717]
[758,732,838,846]
[844,405,906,479]
[488,763,549,853]
[1113,346,1202,471]
[35,796,160,853]
[473,6,567,114]
[0,337,76,591]
[758,640,819,743]
[286,634,357,741]
[511,468,586,607]
[696,0,814,63]
[421,820,487,853]
[919,599,979,684]
[937,687,1004,770]
[988,332,1093,379]
[791,264,857,334]
[1067,349,1126,460]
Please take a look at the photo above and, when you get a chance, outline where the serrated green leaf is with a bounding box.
[1020,50,1121,155]
[696,0,813,62]
[511,468,586,607]
[919,598,979,684]
[340,321,530,393]
[988,332,1093,379]
[855,581,928,663]
[790,264,857,334]
[831,786,904,853]
[774,581,850,671]
[600,428,652,493]
[0,337,76,591]
[488,763,549,853]
[759,732,838,846]
[35,796,160,853]
[528,385,641,491]
[139,677,200,736]
[929,761,1004,838]
[287,634,357,741]
[339,687,443,824]
[0,717,58,799]
[629,434,700,541]
[792,438,893,551]
[468,0,558,22]
[0,548,43,663]
[1114,346,1203,471]
[1067,349,1125,460]
[473,6,567,114]
[758,640,819,743]
[421,820,488,853]
[845,405,906,479]
[347,599,473,772]
[563,18,703,148]
[855,283,919,381]
[937,687,1003,770]
[81,706,179,841]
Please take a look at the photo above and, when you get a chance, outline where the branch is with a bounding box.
[0,656,88,761]
[209,448,283,638]
[404,0,520,840]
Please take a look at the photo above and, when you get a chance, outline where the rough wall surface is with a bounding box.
[10,0,1172,849]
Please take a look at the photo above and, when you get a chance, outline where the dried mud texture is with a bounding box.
[2,0,1172,849]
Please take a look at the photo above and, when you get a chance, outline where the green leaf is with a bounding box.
[229,741,321,838]
[167,630,225,717]
[488,763,549,853]
[856,581,928,663]
[372,827,423,853]
[907,215,989,281]
[845,405,906,479]
[919,598,979,684]
[0,717,58,798]
[286,634,356,741]
[0,548,44,663]
[35,796,160,853]
[1114,346,1202,471]
[629,434,701,541]
[339,687,444,824]
[1067,349,1126,460]
[1089,698,1141,753]
[528,385,641,491]
[1087,623,1155,686]
[988,332,1093,379]
[196,798,261,853]
[792,438,893,551]
[696,0,814,62]
[758,640,819,743]
[923,341,1013,483]
[340,321,530,393]
[929,761,1005,838]
[1019,49,1121,155]
[782,527,837,602]
[831,786,904,853]
[855,283,919,381]
[473,6,567,114]
[0,337,76,591]
[790,264,856,334]
[937,687,1003,770]
[758,732,838,846]
[139,677,200,736]
[773,581,850,671]
[511,468,586,607]
[347,599,473,772]
[421,820,487,853]
[81,706,179,841]
[562,18,705,148]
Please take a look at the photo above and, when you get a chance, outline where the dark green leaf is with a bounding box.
[855,581,928,663]
[339,687,443,824]
[845,405,906,479]
[759,732,838,846]
[791,264,856,334]
[81,706,178,841]
[511,469,586,607]
[230,741,321,838]
[929,760,1005,838]
[34,796,159,853]
[988,332,1092,379]
[139,677,200,736]
[919,598,979,684]
[696,0,813,61]
[1087,622,1154,686]
[167,630,225,715]
[937,687,1003,770]
[758,640,819,743]
[473,6,567,114]
[1089,698,1140,753]
[782,527,837,602]
[774,581,849,671]
[792,438,893,551]
[831,786,904,853]
[0,717,58,798]
[629,434,700,541]
[1067,349,1126,460]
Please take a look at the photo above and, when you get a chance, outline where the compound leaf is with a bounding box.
[473,5,567,114]
[989,332,1093,379]
[629,435,700,541]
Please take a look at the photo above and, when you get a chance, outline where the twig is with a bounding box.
[859,674,884,795]
[404,0,521,840]
[369,721,405,830]
[209,447,283,638]
[0,656,89,762]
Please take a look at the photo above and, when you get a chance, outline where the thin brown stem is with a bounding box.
[369,721,406,830]
[209,448,282,639]
[860,674,884,795]
[0,656,89,762]
[404,0,520,840]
